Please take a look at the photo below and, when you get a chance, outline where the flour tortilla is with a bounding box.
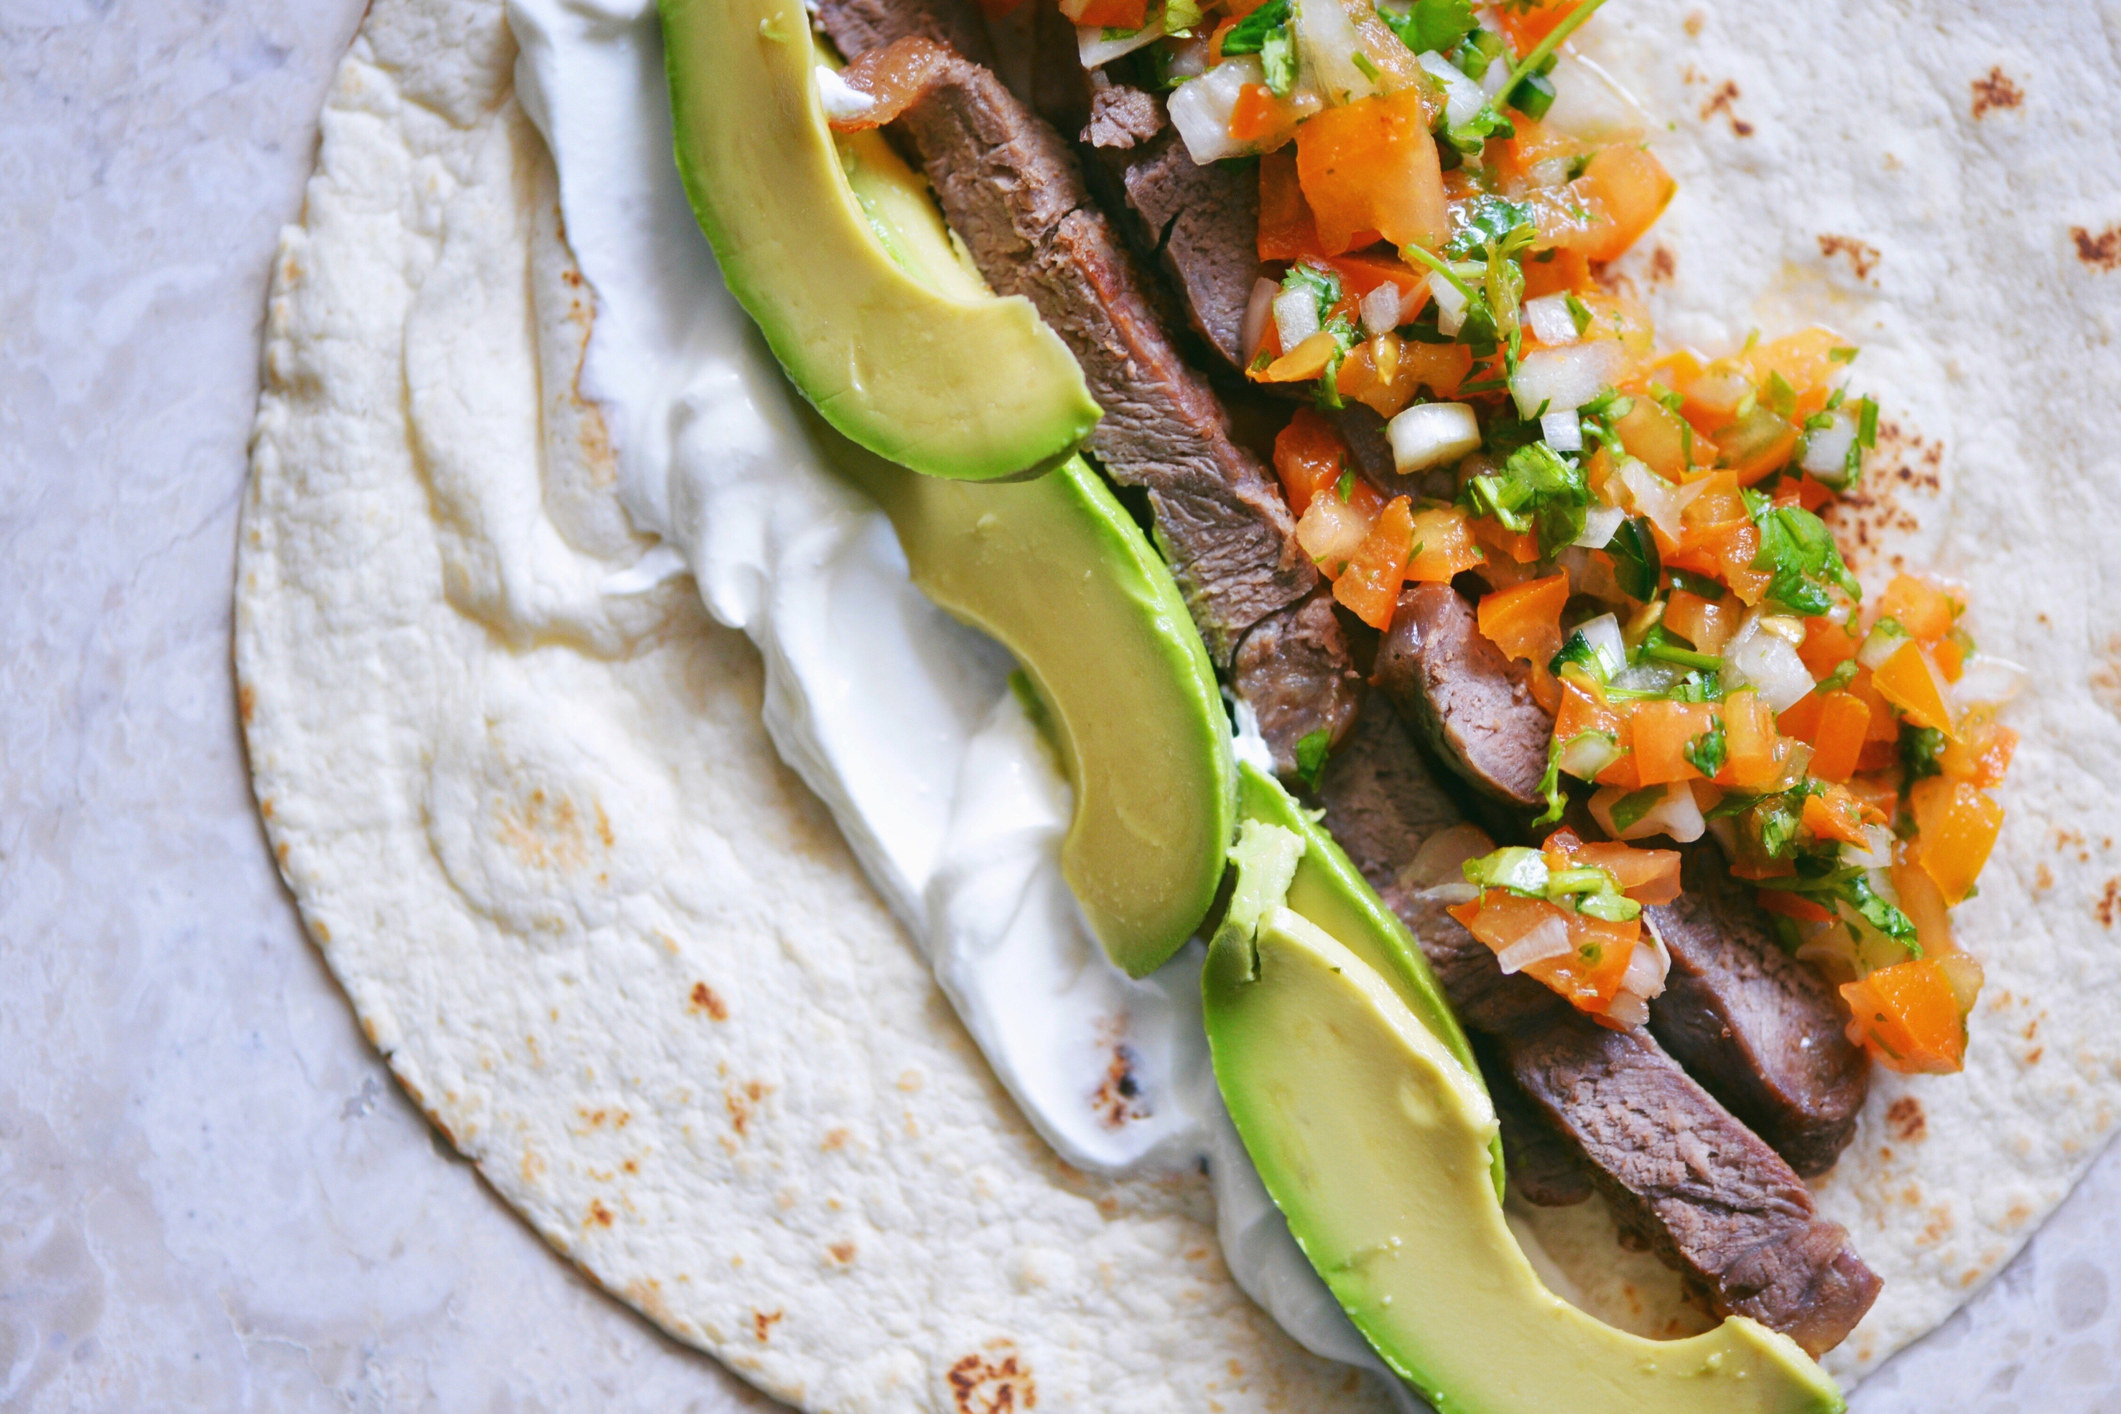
[237,0,2121,1404]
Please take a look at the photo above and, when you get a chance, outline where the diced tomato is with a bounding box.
[1257,150,1324,261]
[1847,667,1899,742]
[1940,707,2017,789]
[1759,889,1834,924]
[1058,0,1146,29]
[1775,690,1825,744]
[1557,834,1684,905]
[1272,407,1350,516]
[830,37,952,131]
[1891,856,1956,957]
[1841,959,1968,1075]
[1318,252,1424,301]
[1227,83,1284,143]
[1806,691,1872,783]
[1449,891,1640,1017]
[1909,778,2004,905]
[1663,588,1737,655]
[1613,396,1694,480]
[1406,505,1484,583]
[1802,783,1874,846]
[1716,405,1800,484]
[1472,514,1542,566]
[1494,0,1585,57]
[1255,330,1342,384]
[1719,689,1780,789]
[1628,699,1718,787]
[1335,496,1417,630]
[1798,614,1861,680]
[1294,89,1448,254]
[1477,573,1570,669]
[1567,145,1675,263]
[1738,328,1848,420]
[1877,573,1960,645]
[1872,639,1957,737]
[1934,635,1966,681]
[1398,340,1473,398]
[1522,247,1593,297]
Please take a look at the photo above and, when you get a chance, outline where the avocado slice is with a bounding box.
[839,447,1235,976]
[1203,862,1845,1413]
[1232,764,1504,1197]
[661,0,1101,481]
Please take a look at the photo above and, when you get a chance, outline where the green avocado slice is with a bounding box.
[1232,764,1505,1197]
[1203,857,1845,1414]
[839,448,1236,977]
[660,0,1101,481]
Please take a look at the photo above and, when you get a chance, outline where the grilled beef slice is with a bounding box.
[810,25,1360,768]
[1375,582,1868,1175]
[1374,581,1552,810]
[814,0,997,69]
[1079,88,1263,372]
[1317,700,1879,1353]
[1646,844,1871,1176]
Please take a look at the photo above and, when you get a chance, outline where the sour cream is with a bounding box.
[506,0,1399,1384]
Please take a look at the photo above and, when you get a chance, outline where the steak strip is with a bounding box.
[1316,697,1879,1354]
[1376,581,1870,1176]
[815,26,1359,769]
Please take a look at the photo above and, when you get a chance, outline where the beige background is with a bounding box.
[2,1,2118,1409]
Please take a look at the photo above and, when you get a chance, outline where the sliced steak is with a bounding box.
[1375,581,1553,810]
[1319,699,1880,1353]
[1475,1034,1593,1207]
[1231,587,1363,770]
[814,32,1359,771]
[1083,95,1263,372]
[1506,1019,1881,1356]
[1646,844,1870,1176]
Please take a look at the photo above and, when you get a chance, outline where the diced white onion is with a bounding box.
[1539,54,1652,143]
[1615,456,1685,539]
[1478,54,1512,98]
[1573,502,1626,548]
[1077,17,1165,67]
[1240,277,1279,362]
[1273,288,1321,352]
[1603,991,1650,1029]
[1844,824,1895,872]
[1417,50,1485,127]
[1540,407,1584,452]
[1952,653,2028,710]
[1857,618,1910,670]
[1496,914,1574,974]
[1166,34,1212,79]
[1524,293,1580,346]
[1168,57,1264,164]
[1387,401,1484,473]
[1295,0,1378,105]
[1428,271,1468,335]
[1528,156,1572,187]
[1610,662,1685,694]
[1799,409,1859,480]
[1724,612,1817,713]
[1591,781,1706,844]
[1558,731,1621,780]
[815,67,876,122]
[1570,612,1627,677]
[1685,366,1753,418]
[1620,937,1668,1001]
[1294,489,1374,568]
[1511,340,1623,419]
[1397,822,1497,891]
[1360,282,1407,338]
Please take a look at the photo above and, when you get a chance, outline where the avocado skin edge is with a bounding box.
[659,0,1101,483]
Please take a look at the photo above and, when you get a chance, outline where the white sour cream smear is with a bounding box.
[506,0,1400,1384]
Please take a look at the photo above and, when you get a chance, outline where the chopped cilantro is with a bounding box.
[1445,195,1538,260]
[1294,725,1333,787]
[1900,724,1947,784]
[1350,50,1380,82]
[1533,735,1569,826]
[1576,890,1642,922]
[1217,0,1289,53]
[1846,394,1880,487]
[1745,493,1861,616]
[1665,566,1722,600]
[1828,346,1860,363]
[1549,629,1612,680]
[1606,515,1662,601]
[1161,0,1203,33]
[1261,25,1297,93]
[1639,623,1723,673]
[1819,658,1859,692]
[1507,69,1557,119]
[1465,440,1589,555]
[1565,293,1593,336]
[1377,0,1476,55]
[1765,370,1798,420]
[1336,467,1355,502]
[1684,719,1728,778]
[1464,845,1552,896]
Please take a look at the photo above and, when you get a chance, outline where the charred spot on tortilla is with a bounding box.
[1970,67,2024,119]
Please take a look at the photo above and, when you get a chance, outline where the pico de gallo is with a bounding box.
[1052,0,2018,1074]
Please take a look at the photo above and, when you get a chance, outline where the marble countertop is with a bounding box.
[1,2,2115,1409]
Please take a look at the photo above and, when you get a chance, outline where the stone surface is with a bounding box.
[1,1,2116,1409]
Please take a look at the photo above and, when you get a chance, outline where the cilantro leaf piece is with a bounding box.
[1294,725,1333,787]
[1608,784,1668,832]
[1606,515,1662,601]
[1377,0,1476,55]
[1639,624,1723,673]
[1464,440,1589,555]
[1218,0,1290,54]
[1684,719,1728,778]
[1464,845,1551,896]
[1445,195,1538,260]
[1162,0,1204,34]
[1507,69,1556,119]
[1900,724,1946,784]
[1533,735,1568,826]
[1746,495,1861,616]
[1575,890,1642,922]
[1260,24,1297,93]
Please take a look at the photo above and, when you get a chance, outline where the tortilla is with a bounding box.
[237,0,2121,1403]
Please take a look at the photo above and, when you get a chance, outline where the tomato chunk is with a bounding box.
[1841,959,1967,1074]
[1294,89,1448,254]
[1909,778,2004,904]
[1334,497,1417,630]
[1476,573,1571,670]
